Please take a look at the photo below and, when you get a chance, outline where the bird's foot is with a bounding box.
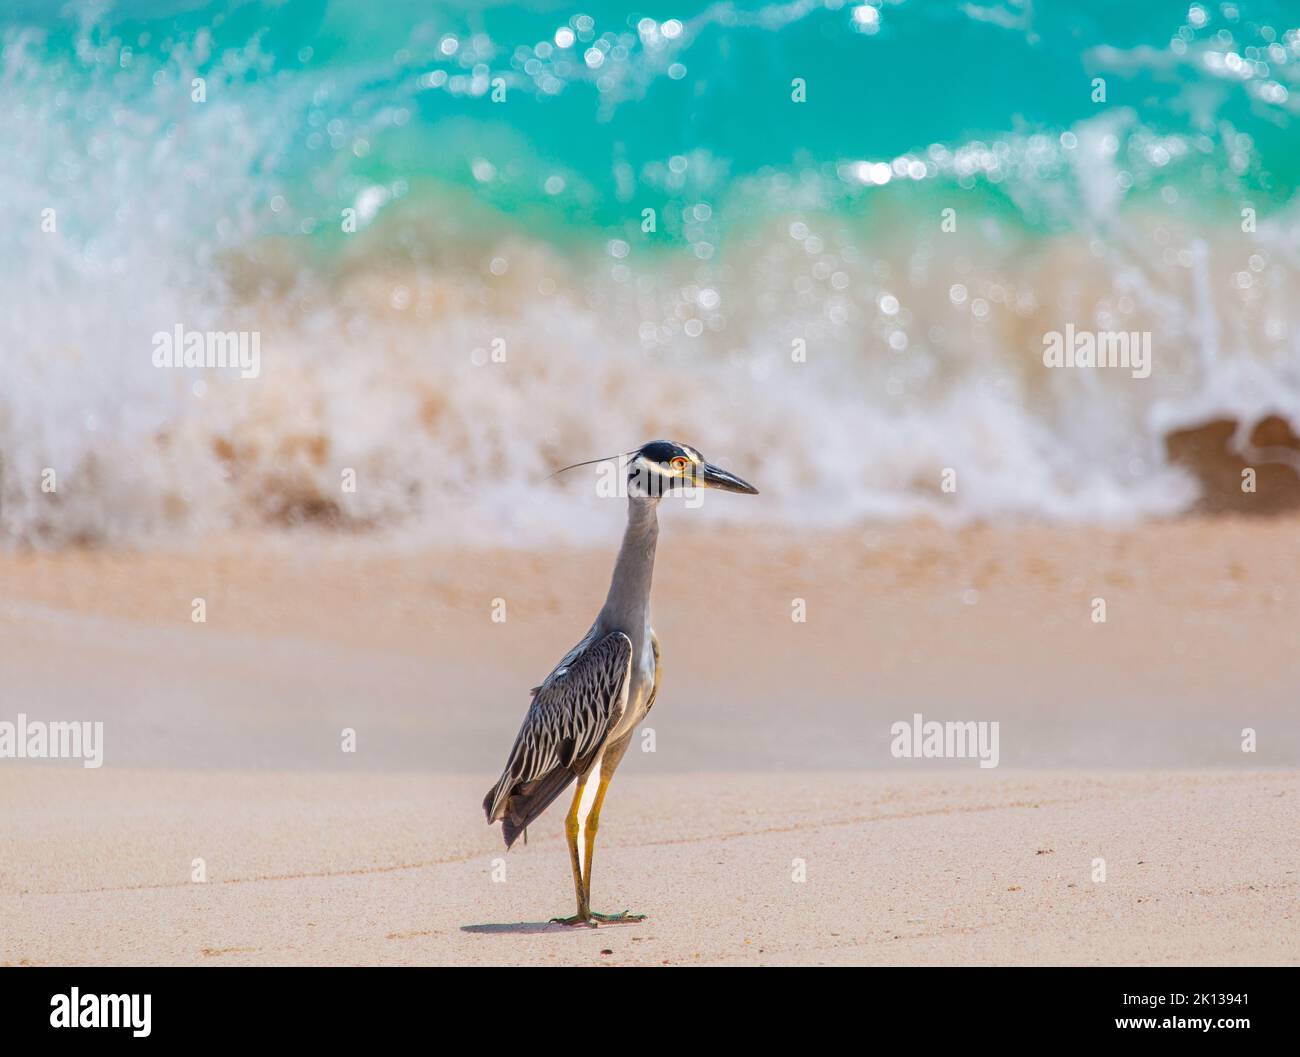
[589,909,646,923]
[549,913,599,928]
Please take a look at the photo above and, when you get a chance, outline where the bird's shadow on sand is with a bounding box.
[460,921,562,936]
[461,920,641,936]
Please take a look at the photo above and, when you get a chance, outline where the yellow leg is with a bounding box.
[581,774,609,908]
[582,774,645,924]
[549,776,595,926]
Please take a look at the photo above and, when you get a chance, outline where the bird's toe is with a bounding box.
[589,910,646,923]
[549,914,599,928]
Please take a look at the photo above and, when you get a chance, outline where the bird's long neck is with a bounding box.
[598,495,659,634]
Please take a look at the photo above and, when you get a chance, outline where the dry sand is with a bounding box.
[1,516,1298,965]
[3,769,1295,966]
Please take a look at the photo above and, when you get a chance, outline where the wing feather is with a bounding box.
[483,630,633,847]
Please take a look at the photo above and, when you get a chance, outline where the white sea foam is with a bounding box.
[5,207,1298,549]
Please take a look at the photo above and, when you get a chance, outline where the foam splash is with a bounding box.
[2,3,1299,547]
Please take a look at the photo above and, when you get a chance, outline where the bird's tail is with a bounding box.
[483,767,576,850]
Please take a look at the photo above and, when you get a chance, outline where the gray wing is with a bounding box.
[483,630,633,847]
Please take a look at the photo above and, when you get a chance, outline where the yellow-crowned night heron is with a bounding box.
[483,440,758,926]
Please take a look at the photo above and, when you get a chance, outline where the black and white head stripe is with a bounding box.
[550,440,709,487]
[632,440,705,479]
[637,439,699,465]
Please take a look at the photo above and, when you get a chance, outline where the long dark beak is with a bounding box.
[700,462,759,494]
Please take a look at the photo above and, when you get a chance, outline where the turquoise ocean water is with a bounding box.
[3,1,1299,544]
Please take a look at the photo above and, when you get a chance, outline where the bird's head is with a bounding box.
[627,440,759,498]
[551,439,759,499]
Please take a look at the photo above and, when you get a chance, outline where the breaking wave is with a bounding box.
[2,0,1300,547]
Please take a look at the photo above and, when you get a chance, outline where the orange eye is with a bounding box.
[671,456,689,472]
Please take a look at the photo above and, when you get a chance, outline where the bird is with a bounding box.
[483,439,758,926]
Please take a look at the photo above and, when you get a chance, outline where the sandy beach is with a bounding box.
[1,517,1297,965]
[3,768,1296,966]
[7,0,1300,983]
